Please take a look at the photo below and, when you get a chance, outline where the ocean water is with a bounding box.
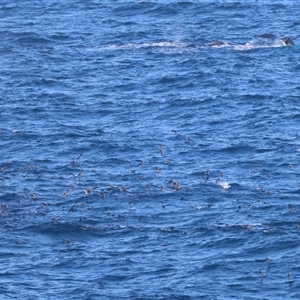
[1,1,300,299]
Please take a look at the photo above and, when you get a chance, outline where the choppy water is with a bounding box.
[1,1,300,299]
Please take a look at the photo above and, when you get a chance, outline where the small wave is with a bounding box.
[16,34,51,45]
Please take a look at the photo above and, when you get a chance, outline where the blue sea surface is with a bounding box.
[1,1,300,299]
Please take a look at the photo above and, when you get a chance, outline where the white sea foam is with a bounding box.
[92,41,188,52]
[217,181,231,189]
